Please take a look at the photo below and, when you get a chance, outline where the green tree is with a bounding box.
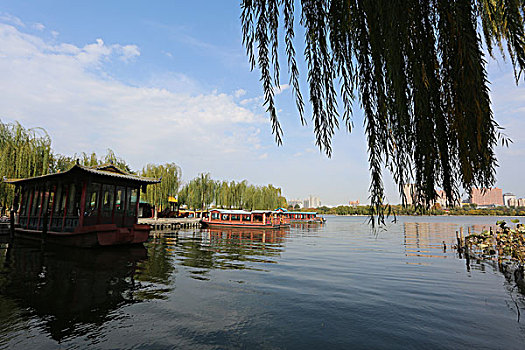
[73,149,132,173]
[49,154,76,173]
[141,163,182,211]
[179,173,216,210]
[179,174,287,210]
[0,121,52,213]
[241,0,523,223]
[50,149,133,173]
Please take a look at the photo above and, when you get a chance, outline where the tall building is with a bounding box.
[434,190,460,208]
[469,188,503,206]
[503,193,517,207]
[402,184,415,205]
[435,190,448,207]
[402,184,459,208]
[518,198,525,207]
[304,195,321,208]
[311,195,321,208]
[508,197,518,207]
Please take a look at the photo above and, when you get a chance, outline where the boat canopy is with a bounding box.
[273,208,317,215]
[5,163,161,234]
[4,163,160,186]
[209,209,253,215]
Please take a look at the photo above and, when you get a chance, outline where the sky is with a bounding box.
[0,1,524,206]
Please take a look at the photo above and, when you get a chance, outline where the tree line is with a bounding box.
[177,173,286,211]
[312,205,525,217]
[0,121,51,213]
[0,120,286,214]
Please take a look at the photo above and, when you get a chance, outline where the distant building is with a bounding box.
[349,200,360,207]
[503,193,517,207]
[508,197,518,207]
[304,195,321,208]
[433,190,460,208]
[469,188,503,206]
[402,184,415,205]
[518,198,525,207]
[401,184,458,208]
[288,199,303,209]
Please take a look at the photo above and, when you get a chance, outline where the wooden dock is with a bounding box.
[138,217,202,231]
[0,222,9,236]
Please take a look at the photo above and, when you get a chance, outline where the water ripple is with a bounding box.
[0,216,524,349]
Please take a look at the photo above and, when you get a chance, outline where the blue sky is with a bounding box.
[1,1,524,206]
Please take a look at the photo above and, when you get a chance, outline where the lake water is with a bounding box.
[1,216,524,349]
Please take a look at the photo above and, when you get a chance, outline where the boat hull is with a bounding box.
[14,223,151,248]
[200,220,287,229]
[286,218,325,224]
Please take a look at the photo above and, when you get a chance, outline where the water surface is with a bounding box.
[1,216,524,349]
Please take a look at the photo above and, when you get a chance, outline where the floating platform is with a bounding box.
[138,217,201,231]
[0,222,9,235]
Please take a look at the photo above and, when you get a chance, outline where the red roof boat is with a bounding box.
[4,163,160,247]
[201,209,289,229]
[274,208,326,223]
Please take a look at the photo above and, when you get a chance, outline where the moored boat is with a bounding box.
[4,163,160,247]
[274,208,326,223]
[201,209,289,229]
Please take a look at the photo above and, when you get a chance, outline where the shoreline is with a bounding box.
[320,214,524,218]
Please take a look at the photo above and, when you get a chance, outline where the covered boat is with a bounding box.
[274,208,325,223]
[4,163,160,247]
[201,209,289,229]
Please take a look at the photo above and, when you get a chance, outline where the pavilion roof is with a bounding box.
[3,164,160,185]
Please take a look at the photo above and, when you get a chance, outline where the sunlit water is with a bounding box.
[1,216,524,349]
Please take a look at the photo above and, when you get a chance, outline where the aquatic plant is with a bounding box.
[466,221,525,264]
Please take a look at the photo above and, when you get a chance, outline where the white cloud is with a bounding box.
[0,13,24,27]
[238,84,288,109]
[240,95,263,106]
[234,89,246,98]
[0,22,268,173]
[274,84,290,95]
[32,22,45,31]
[118,44,140,62]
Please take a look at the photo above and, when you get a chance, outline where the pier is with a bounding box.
[0,222,9,235]
[138,217,201,231]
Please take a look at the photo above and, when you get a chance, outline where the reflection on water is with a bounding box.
[404,221,456,259]
[289,222,324,232]
[0,217,524,349]
[0,227,293,345]
[152,228,288,280]
[403,219,525,321]
[0,241,148,342]
[403,221,498,259]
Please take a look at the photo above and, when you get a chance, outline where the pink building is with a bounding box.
[469,188,504,206]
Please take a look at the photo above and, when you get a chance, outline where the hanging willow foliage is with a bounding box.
[49,149,134,174]
[241,0,522,224]
[177,174,287,210]
[140,163,182,210]
[0,120,52,211]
